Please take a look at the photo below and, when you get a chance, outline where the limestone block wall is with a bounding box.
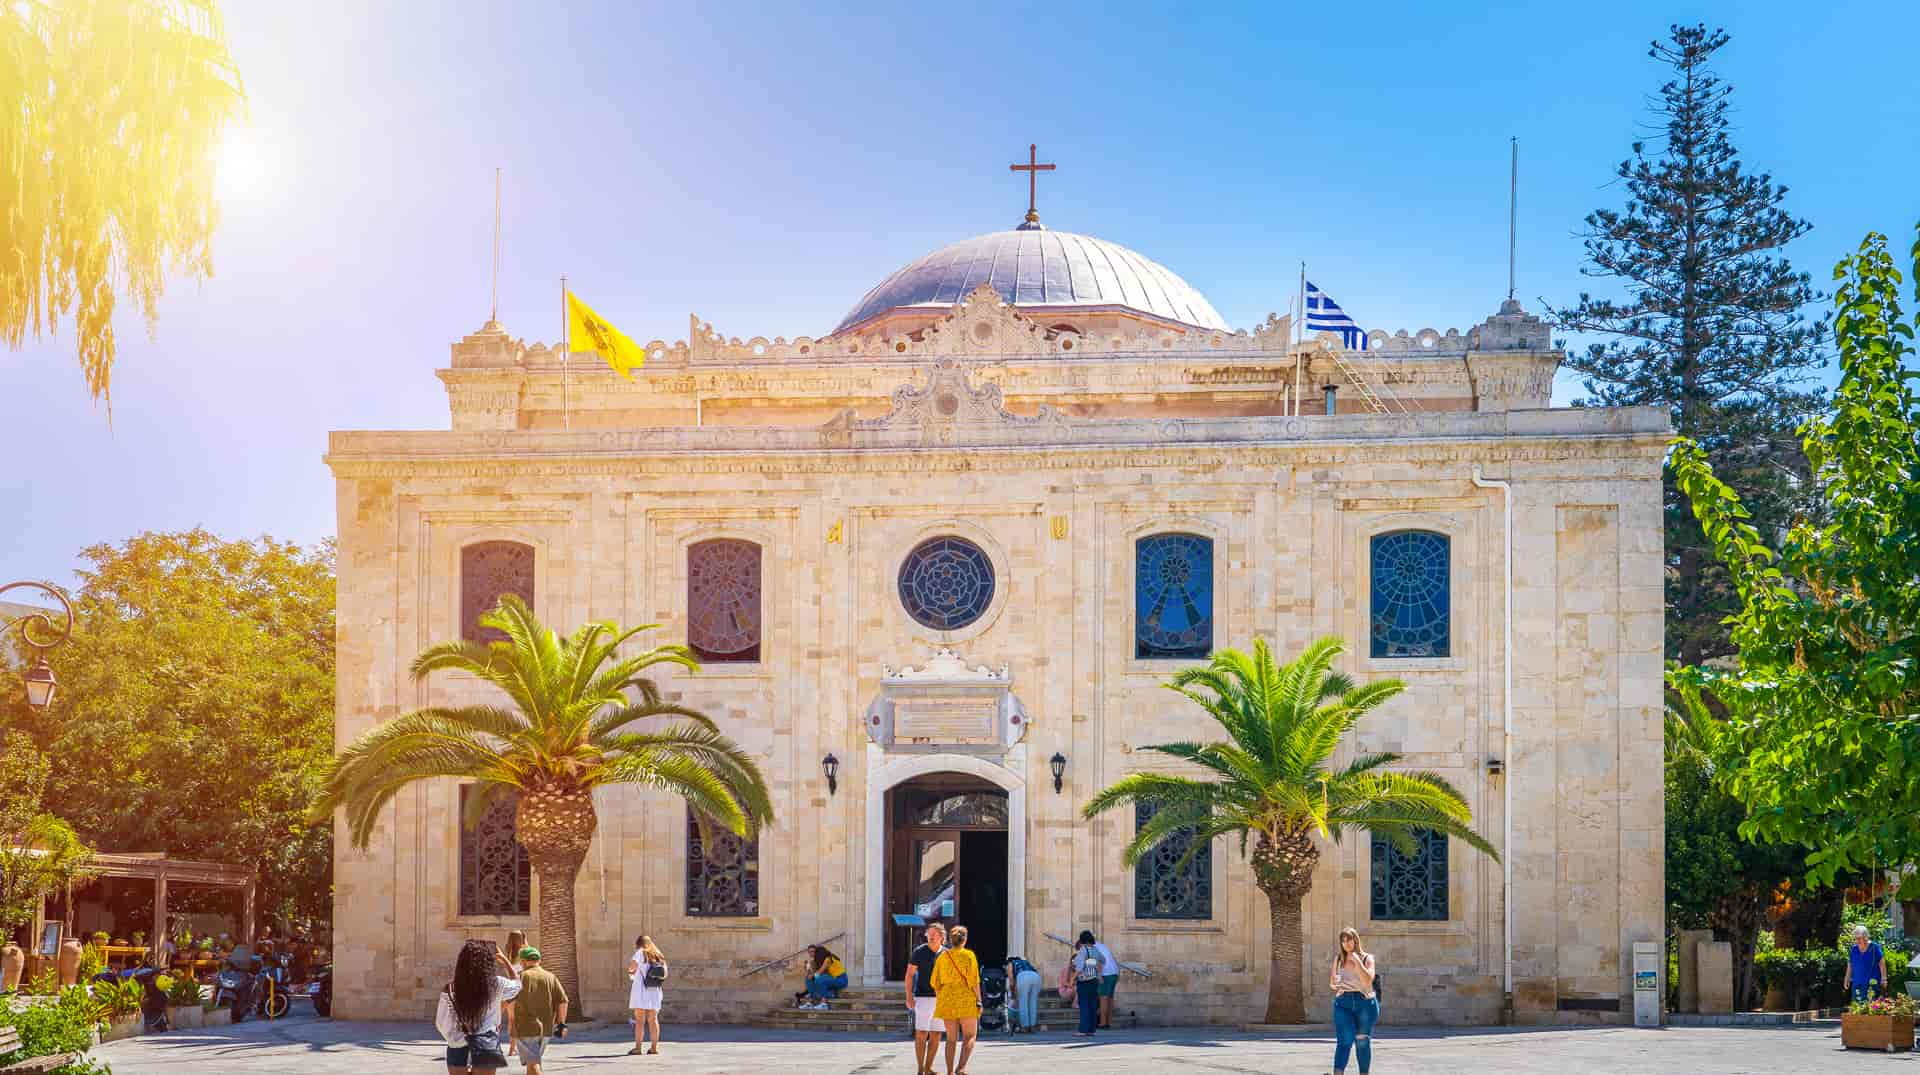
[327,414,1665,1026]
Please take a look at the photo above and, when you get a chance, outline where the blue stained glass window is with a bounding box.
[1370,828,1449,921]
[1369,530,1450,658]
[1134,802,1212,920]
[898,536,996,631]
[1136,533,1213,659]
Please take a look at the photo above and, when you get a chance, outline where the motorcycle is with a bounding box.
[211,946,259,1023]
[254,949,292,1020]
[306,962,332,1018]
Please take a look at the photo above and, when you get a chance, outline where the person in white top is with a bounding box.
[434,939,522,1074]
[1329,926,1379,1075]
[626,934,667,1056]
[1084,932,1120,1030]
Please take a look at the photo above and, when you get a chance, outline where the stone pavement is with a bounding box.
[92,1013,1914,1073]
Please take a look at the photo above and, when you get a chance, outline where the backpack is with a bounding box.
[643,960,667,987]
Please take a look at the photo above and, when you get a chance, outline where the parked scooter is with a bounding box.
[211,946,258,1022]
[307,962,332,1018]
[132,966,171,1033]
[254,948,292,1019]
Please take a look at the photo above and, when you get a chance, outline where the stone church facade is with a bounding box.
[326,221,1666,1026]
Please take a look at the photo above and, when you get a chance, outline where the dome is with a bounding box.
[833,228,1231,336]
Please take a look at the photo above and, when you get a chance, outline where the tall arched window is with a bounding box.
[686,808,760,917]
[1369,530,1450,658]
[1135,533,1213,659]
[461,541,535,643]
[687,539,762,663]
[459,786,530,916]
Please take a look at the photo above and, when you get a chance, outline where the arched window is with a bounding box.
[1370,828,1449,921]
[1134,802,1212,920]
[686,809,760,917]
[1135,533,1213,659]
[687,539,762,663]
[461,541,535,643]
[459,786,530,916]
[1369,530,1450,658]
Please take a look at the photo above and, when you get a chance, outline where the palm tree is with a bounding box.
[1082,636,1496,1025]
[311,595,773,1012]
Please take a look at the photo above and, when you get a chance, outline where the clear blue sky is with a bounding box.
[3,0,1917,587]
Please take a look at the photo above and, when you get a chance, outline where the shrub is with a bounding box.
[0,986,107,1063]
[75,945,104,983]
[1754,943,1913,1009]
[165,972,202,1008]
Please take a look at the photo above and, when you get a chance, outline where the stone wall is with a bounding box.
[327,397,1666,1026]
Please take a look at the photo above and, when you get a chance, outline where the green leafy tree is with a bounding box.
[1664,683,1811,1008]
[0,734,96,939]
[0,529,336,923]
[1,0,245,402]
[1548,24,1827,665]
[1670,224,1920,896]
[1081,637,1496,1024]
[312,595,773,1014]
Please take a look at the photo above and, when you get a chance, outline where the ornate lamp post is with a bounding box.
[1,581,74,709]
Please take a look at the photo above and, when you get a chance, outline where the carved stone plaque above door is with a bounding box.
[864,649,1030,751]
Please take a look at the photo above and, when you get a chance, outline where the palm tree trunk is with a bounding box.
[1260,882,1307,1024]
[530,847,589,1017]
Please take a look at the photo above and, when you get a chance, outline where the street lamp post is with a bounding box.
[1,581,74,710]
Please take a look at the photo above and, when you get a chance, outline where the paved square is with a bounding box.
[92,1014,1913,1073]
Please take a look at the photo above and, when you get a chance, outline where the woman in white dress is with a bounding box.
[626,934,666,1056]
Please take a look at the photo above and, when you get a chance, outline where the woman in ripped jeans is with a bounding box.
[1329,927,1380,1075]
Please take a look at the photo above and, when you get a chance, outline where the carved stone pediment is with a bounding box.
[820,359,1068,448]
[865,648,1030,750]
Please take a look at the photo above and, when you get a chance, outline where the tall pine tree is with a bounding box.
[1551,25,1826,665]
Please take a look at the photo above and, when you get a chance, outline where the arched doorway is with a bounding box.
[884,776,1009,978]
[862,752,1027,984]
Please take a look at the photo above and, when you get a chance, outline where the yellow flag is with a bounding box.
[566,290,647,378]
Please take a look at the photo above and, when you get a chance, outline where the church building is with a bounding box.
[326,168,1666,1026]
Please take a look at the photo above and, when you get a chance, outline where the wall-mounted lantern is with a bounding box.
[1049,752,1067,794]
[822,753,840,796]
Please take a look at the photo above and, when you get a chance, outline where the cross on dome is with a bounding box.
[1009,143,1056,231]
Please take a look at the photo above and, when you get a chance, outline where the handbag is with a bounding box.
[643,960,668,987]
[1056,961,1074,999]
[462,1027,508,1068]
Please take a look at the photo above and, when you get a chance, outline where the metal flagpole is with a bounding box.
[1293,262,1306,416]
[491,168,502,322]
[1508,137,1518,301]
[561,275,570,429]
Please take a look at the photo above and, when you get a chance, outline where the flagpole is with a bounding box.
[561,275,570,429]
[491,168,502,322]
[1294,261,1306,417]
[1508,136,1518,301]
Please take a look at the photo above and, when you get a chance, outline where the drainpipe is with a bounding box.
[1472,466,1515,1017]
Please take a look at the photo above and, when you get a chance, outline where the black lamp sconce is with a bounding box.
[1049,752,1067,794]
[1486,756,1505,776]
[823,753,840,796]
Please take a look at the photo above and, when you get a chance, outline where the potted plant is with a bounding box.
[1841,990,1917,1052]
[97,976,145,1041]
[164,972,205,1029]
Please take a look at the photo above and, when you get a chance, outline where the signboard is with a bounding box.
[895,695,998,743]
[1631,941,1661,1028]
[39,922,60,957]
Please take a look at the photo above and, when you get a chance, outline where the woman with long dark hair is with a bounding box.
[434,939,522,1074]
[800,944,848,1010]
[1329,926,1379,1075]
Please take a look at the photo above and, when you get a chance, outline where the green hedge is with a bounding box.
[0,987,112,1075]
[1756,945,1912,1010]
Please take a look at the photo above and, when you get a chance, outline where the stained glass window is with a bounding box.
[898,535,995,631]
[1370,828,1448,921]
[1134,802,1212,920]
[1369,530,1450,658]
[687,539,762,662]
[1135,533,1214,659]
[461,541,535,643]
[459,786,531,916]
[686,810,760,917]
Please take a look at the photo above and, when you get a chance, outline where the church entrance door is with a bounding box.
[884,775,1009,979]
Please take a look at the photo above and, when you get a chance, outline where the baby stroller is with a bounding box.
[979,967,1009,1032]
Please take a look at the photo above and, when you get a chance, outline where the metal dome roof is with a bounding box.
[833,228,1231,336]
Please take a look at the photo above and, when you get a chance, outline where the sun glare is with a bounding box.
[214,122,275,203]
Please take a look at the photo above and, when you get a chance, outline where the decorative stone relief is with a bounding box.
[864,648,1030,750]
[1466,352,1560,412]
[819,359,1069,448]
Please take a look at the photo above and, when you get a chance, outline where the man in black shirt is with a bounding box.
[904,923,946,1075]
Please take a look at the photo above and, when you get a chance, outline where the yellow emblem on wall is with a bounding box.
[826,521,843,545]
[1050,516,1069,540]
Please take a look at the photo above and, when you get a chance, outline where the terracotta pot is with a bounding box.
[1840,1012,1916,1052]
[1762,985,1789,1012]
[57,938,83,986]
[0,944,23,991]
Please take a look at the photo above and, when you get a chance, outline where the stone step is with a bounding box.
[748,1011,1108,1032]
[786,995,1078,1014]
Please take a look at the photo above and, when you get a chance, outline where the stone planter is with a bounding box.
[202,1007,232,1028]
[1840,1012,1915,1052]
[1762,985,1790,1012]
[100,1013,143,1043]
[172,1005,203,1029]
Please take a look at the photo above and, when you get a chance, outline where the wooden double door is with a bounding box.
[883,775,1010,980]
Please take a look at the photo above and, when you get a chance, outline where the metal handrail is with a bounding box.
[1043,931,1152,978]
[740,932,847,977]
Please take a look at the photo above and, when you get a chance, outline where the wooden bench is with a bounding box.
[0,1023,81,1074]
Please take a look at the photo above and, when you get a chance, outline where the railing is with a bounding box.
[1043,931,1152,978]
[1331,352,1421,416]
[739,932,847,977]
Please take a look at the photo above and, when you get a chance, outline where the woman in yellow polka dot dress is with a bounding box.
[930,925,982,1075]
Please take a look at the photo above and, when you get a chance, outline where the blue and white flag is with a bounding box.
[1305,281,1369,351]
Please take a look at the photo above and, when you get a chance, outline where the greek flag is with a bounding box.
[1305,281,1369,351]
